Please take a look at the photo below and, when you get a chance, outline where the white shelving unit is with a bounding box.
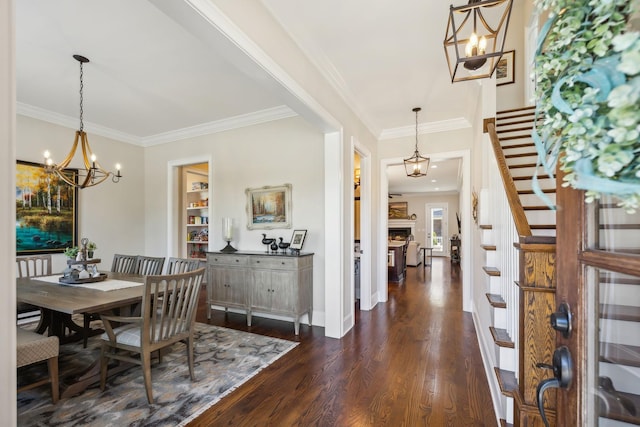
[183,168,209,260]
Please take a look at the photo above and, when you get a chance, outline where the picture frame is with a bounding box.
[246,183,292,230]
[496,50,515,86]
[388,201,408,219]
[289,229,307,250]
[16,160,78,254]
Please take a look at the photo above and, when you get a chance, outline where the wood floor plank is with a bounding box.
[190,258,497,426]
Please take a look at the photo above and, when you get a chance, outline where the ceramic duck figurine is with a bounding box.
[261,233,275,253]
[278,237,290,253]
[270,240,279,252]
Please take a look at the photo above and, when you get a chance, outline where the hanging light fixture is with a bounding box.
[443,0,513,83]
[43,54,122,189]
[404,107,429,178]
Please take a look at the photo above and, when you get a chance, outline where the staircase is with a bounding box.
[480,107,558,426]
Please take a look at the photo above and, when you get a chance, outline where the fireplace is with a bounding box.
[388,219,416,240]
[388,227,411,240]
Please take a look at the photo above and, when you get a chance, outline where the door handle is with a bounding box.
[536,346,573,427]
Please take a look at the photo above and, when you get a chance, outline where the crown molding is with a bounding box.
[379,117,472,140]
[140,105,297,146]
[17,102,297,146]
[17,102,141,145]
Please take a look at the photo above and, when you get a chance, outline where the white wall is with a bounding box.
[496,0,527,110]
[144,116,327,322]
[1,0,16,421]
[16,115,146,273]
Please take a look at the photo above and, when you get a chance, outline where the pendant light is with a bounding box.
[404,107,429,178]
[443,0,513,83]
[43,54,122,189]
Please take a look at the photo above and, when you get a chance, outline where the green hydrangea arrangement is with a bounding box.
[534,0,640,212]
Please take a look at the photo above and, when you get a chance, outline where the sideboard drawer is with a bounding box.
[250,256,297,270]
[208,255,249,266]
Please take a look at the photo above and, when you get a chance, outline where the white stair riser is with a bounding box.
[506,154,538,166]
[515,178,555,191]
[493,306,507,329]
[532,229,557,237]
[525,210,556,224]
[498,346,516,371]
[599,361,640,395]
[600,319,640,346]
[600,283,640,306]
[520,193,557,206]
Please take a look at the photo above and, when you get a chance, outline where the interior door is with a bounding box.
[550,182,640,426]
[425,203,448,256]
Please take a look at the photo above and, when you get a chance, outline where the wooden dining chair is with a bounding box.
[165,257,201,274]
[134,256,165,275]
[16,255,52,326]
[111,254,138,274]
[99,268,206,404]
[16,326,59,403]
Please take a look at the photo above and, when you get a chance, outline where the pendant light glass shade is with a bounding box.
[443,0,513,83]
[404,108,429,178]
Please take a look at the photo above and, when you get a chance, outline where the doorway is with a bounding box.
[425,203,448,257]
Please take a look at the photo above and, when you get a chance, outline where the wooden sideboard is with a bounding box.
[388,241,406,283]
[206,251,313,334]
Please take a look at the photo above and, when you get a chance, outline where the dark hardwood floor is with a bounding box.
[190,258,497,426]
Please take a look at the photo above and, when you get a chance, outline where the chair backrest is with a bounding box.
[16,255,52,278]
[135,256,165,275]
[111,254,138,274]
[141,268,205,344]
[165,257,201,274]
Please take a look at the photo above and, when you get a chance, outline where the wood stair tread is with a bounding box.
[523,205,554,211]
[508,163,537,169]
[483,266,501,276]
[479,224,493,230]
[486,293,506,308]
[497,126,534,134]
[600,304,640,322]
[481,244,497,251]
[600,342,640,367]
[518,189,556,195]
[499,134,535,142]
[499,420,513,427]
[505,152,538,159]
[600,274,640,286]
[501,142,535,150]
[494,367,517,397]
[599,389,640,425]
[600,224,640,230]
[490,327,515,348]
[530,224,556,229]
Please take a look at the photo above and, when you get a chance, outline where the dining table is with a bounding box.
[16,271,147,398]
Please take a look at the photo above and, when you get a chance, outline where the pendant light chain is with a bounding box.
[79,60,84,132]
[414,108,419,153]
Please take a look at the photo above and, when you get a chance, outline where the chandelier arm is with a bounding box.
[80,132,93,171]
[55,131,81,170]
[79,173,110,189]
[52,170,77,188]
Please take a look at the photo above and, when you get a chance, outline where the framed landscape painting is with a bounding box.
[16,160,78,254]
[246,183,292,230]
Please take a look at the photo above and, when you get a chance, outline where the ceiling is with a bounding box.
[16,0,477,194]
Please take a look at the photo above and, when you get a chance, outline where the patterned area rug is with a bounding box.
[17,323,298,426]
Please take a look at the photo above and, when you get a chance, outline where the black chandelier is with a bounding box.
[443,0,513,83]
[44,54,122,189]
[403,107,429,178]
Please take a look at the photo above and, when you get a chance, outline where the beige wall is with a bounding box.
[16,115,146,274]
[144,116,327,319]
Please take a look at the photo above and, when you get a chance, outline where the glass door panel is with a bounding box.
[584,196,640,426]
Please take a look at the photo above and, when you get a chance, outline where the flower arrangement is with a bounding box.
[533,0,640,212]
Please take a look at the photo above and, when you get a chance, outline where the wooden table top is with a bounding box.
[16,272,145,315]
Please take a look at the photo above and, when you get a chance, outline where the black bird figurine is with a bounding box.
[261,233,275,253]
[278,237,290,253]
[270,240,279,252]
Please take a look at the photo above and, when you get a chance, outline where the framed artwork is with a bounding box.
[16,160,78,254]
[496,50,515,86]
[388,201,408,219]
[246,183,292,230]
[289,229,307,250]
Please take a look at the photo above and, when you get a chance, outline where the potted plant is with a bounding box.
[87,241,97,258]
[63,246,79,259]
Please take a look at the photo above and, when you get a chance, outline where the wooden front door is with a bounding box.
[549,182,640,426]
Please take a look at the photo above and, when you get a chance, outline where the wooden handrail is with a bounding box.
[484,118,532,237]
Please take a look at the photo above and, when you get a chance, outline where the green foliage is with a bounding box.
[64,246,79,258]
[535,0,640,212]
